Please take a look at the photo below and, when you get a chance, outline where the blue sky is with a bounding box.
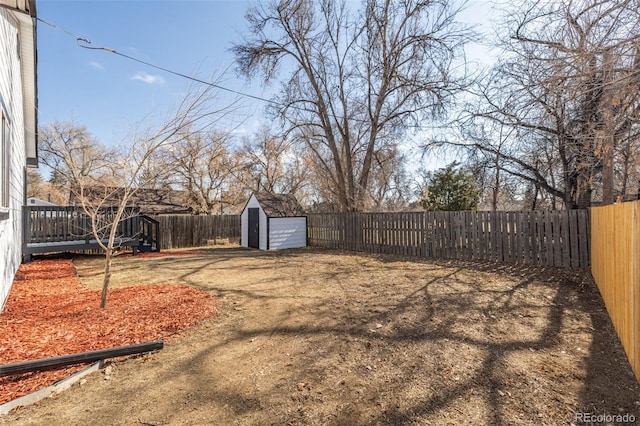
[36,0,493,167]
[37,0,264,148]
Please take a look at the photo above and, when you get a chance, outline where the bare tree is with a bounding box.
[39,121,117,194]
[365,145,411,210]
[234,125,309,198]
[454,0,640,209]
[25,169,67,205]
[234,0,471,211]
[410,166,433,204]
[26,169,46,199]
[164,130,236,214]
[42,78,240,307]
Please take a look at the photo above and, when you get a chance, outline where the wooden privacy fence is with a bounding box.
[591,201,640,382]
[152,215,240,249]
[308,210,590,268]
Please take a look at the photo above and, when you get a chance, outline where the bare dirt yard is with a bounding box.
[2,247,639,425]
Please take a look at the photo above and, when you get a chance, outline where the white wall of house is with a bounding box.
[240,194,268,250]
[268,217,307,250]
[0,7,27,311]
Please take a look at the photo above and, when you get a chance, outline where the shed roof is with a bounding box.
[253,192,306,217]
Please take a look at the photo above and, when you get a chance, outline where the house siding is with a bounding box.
[0,7,27,311]
[240,194,268,250]
[268,217,307,250]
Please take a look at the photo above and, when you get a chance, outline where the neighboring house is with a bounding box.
[69,186,194,215]
[0,0,37,311]
[241,192,307,251]
[26,197,58,207]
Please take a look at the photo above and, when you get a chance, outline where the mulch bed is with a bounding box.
[0,259,217,405]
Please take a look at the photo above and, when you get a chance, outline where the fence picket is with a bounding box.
[590,201,640,382]
[579,212,590,268]
[151,215,240,250]
[306,210,589,269]
[139,210,589,270]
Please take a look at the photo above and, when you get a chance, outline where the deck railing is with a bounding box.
[23,206,141,244]
[139,215,160,251]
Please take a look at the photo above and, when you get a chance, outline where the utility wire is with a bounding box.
[35,16,455,134]
[36,17,280,107]
[36,17,91,44]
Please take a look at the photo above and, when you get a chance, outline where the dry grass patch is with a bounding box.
[3,247,639,425]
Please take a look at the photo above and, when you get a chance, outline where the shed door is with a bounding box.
[248,208,260,249]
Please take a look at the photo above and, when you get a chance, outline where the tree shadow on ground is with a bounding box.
[148,252,636,423]
[13,248,640,426]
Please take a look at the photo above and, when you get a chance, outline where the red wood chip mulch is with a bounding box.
[0,259,217,405]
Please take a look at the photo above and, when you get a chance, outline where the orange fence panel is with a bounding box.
[591,200,640,382]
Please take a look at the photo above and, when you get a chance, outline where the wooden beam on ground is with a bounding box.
[0,340,164,377]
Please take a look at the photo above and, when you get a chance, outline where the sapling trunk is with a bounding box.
[100,248,113,308]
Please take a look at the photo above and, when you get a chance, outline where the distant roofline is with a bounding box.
[0,1,36,17]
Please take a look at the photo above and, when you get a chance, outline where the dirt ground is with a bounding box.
[2,247,639,425]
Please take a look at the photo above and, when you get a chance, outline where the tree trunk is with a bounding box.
[491,163,500,211]
[601,50,616,205]
[576,173,593,209]
[100,248,113,308]
[531,184,539,210]
[601,137,614,204]
[565,169,581,209]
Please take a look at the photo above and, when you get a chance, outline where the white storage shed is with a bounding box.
[241,192,307,250]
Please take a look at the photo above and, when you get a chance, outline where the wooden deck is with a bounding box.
[24,238,140,255]
[23,206,160,261]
